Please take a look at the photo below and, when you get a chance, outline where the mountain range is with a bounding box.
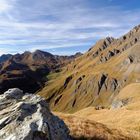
[0,50,82,93]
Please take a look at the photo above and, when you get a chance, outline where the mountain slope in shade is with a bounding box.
[0,54,12,63]
[0,50,81,93]
[38,24,140,113]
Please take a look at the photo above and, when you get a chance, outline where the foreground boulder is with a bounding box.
[0,88,71,140]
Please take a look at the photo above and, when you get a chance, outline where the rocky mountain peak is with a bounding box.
[88,37,115,52]
[0,88,71,140]
[119,24,140,43]
[133,24,140,32]
[33,50,54,58]
[104,37,115,44]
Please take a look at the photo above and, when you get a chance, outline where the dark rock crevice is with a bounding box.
[97,74,108,95]
[54,95,63,105]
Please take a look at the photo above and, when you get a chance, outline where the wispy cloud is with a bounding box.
[0,0,140,55]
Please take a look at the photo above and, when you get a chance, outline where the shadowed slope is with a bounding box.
[0,50,81,93]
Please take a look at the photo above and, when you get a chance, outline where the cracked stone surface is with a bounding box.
[0,88,71,140]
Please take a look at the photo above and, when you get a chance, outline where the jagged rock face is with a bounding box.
[39,25,140,113]
[0,88,71,140]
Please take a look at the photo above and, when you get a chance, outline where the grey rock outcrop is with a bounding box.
[111,99,130,109]
[0,88,71,140]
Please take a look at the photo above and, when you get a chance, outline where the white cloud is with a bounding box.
[0,0,12,13]
[0,0,140,55]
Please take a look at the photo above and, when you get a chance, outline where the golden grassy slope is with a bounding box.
[38,26,140,139]
[38,25,140,113]
[72,83,140,139]
[56,112,133,140]
[52,83,140,139]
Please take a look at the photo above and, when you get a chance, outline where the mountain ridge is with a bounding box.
[38,24,140,113]
[0,50,82,94]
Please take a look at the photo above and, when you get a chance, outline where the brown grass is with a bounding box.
[55,112,134,140]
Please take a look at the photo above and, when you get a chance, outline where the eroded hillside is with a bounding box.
[39,25,140,113]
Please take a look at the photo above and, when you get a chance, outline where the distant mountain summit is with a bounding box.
[0,54,12,63]
[0,50,81,93]
[38,24,140,113]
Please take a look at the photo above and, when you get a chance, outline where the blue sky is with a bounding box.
[0,0,140,55]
